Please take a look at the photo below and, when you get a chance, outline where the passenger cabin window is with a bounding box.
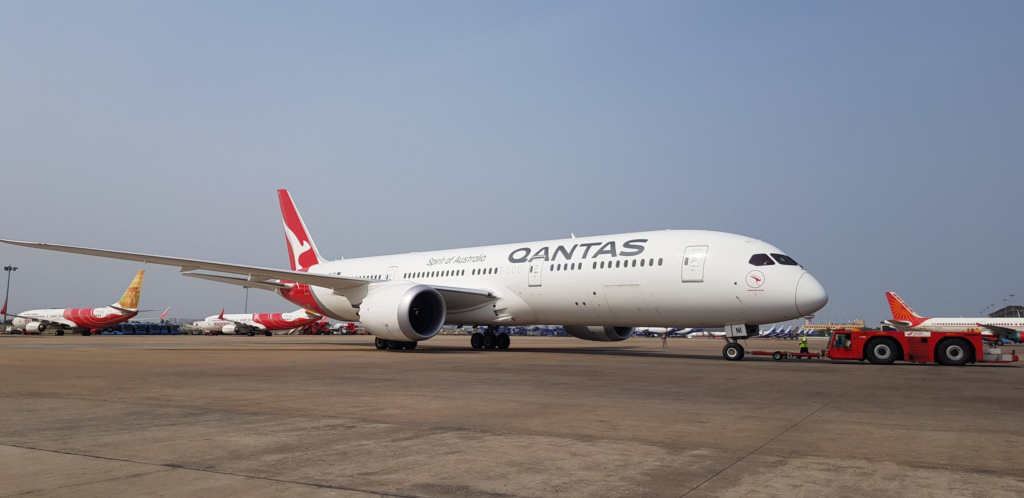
[770,254,799,266]
[749,254,775,266]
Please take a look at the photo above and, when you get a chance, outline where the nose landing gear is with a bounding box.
[723,340,745,361]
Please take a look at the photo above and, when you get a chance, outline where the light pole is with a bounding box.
[3,264,17,330]
[244,286,249,314]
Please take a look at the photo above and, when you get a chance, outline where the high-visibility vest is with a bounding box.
[799,338,808,347]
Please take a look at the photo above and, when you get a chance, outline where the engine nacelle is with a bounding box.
[221,324,239,335]
[26,322,47,333]
[563,325,634,342]
[359,283,446,342]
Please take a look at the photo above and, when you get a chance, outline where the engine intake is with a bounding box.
[563,325,634,342]
[26,322,47,334]
[359,283,446,342]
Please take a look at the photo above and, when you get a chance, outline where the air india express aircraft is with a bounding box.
[193,308,321,336]
[0,190,828,360]
[5,270,147,336]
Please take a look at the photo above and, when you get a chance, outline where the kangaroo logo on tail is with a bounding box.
[886,292,926,323]
[278,189,325,271]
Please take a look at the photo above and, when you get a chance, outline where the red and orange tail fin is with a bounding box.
[278,189,325,271]
[218,307,225,320]
[1,298,6,316]
[886,292,925,321]
[159,307,170,321]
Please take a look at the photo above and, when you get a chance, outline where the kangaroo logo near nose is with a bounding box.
[746,270,765,288]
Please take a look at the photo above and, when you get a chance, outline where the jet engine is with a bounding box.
[359,283,446,342]
[25,322,47,334]
[563,325,634,342]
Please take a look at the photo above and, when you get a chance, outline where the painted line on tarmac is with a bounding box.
[0,443,421,498]
[678,369,879,497]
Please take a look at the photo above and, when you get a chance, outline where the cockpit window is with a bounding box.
[770,254,799,266]
[748,254,775,266]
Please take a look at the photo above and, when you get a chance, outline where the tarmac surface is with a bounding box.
[1,334,1022,498]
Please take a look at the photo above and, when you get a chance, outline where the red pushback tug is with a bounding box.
[750,330,1018,366]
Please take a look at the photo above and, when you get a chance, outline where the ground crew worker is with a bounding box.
[662,332,668,348]
[799,335,809,354]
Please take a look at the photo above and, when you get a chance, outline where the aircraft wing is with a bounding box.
[0,239,370,291]
[978,323,1015,338]
[182,272,291,292]
[1,239,499,313]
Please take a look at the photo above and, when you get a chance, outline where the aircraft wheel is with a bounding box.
[247,331,255,337]
[404,341,418,350]
[264,331,272,337]
[483,333,498,349]
[81,331,91,337]
[865,338,898,365]
[722,343,745,361]
[470,332,484,349]
[387,339,404,350]
[56,330,65,336]
[375,337,388,350]
[937,339,971,366]
[497,333,511,350]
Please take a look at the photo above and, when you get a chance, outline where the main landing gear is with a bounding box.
[470,327,510,350]
[722,339,745,361]
[375,337,418,350]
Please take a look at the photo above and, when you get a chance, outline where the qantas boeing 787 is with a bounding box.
[0,190,828,360]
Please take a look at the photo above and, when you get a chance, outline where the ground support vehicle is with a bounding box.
[827,330,1017,366]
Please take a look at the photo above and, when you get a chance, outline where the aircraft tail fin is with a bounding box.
[886,292,924,321]
[1,298,6,316]
[278,189,326,271]
[159,307,170,321]
[113,270,145,310]
[218,307,225,320]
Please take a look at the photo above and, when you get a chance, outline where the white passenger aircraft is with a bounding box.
[193,308,321,336]
[5,270,145,336]
[883,292,1024,339]
[0,189,828,360]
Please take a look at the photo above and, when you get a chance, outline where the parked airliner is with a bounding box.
[193,308,321,336]
[0,190,828,360]
[884,292,1024,339]
[5,270,145,336]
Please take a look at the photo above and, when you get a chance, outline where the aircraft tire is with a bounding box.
[470,332,484,349]
[497,333,510,350]
[404,341,417,350]
[56,330,65,337]
[865,338,898,365]
[247,331,255,337]
[375,337,388,350]
[936,339,971,366]
[386,339,404,350]
[483,333,498,349]
[722,343,745,361]
[264,331,272,337]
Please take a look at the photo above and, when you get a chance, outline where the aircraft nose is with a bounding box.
[795,273,828,316]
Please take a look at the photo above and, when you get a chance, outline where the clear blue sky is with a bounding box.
[2,1,1022,324]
